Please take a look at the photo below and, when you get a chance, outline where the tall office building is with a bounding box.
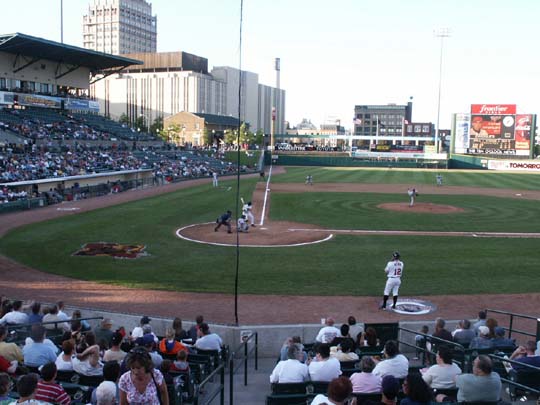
[83,0,157,55]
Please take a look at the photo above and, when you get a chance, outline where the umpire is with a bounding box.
[215,210,233,233]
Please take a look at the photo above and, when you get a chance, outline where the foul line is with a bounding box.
[288,228,540,238]
[176,222,333,248]
[259,164,272,226]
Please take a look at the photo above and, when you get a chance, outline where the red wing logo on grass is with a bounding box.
[74,242,147,259]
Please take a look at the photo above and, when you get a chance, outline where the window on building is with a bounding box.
[422,125,430,133]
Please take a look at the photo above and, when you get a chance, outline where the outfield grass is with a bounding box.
[1,168,540,296]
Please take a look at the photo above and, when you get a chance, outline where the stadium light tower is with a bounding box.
[434,27,451,153]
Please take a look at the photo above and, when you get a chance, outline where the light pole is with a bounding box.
[434,27,451,153]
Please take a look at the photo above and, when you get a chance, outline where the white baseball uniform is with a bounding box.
[237,217,249,232]
[242,203,255,225]
[212,172,218,187]
[383,259,403,296]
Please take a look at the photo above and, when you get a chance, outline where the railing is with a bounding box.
[489,353,540,400]
[192,362,225,405]
[228,332,259,405]
[485,308,540,341]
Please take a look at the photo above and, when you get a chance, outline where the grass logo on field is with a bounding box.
[391,299,437,315]
[74,242,147,259]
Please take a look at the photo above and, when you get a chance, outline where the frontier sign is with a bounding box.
[471,104,517,114]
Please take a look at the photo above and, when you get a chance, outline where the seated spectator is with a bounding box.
[358,326,380,349]
[473,310,487,335]
[91,361,121,405]
[42,305,69,332]
[130,315,151,341]
[170,350,190,373]
[368,375,400,405]
[13,373,49,405]
[421,345,461,389]
[485,318,499,339]
[330,339,359,362]
[0,300,29,325]
[310,376,353,405]
[56,301,70,322]
[469,326,493,349]
[509,340,540,370]
[72,344,103,376]
[491,327,515,350]
[315,318,341,344]
[188,315,204,343]
[22,325,57,367]
[71,309,91,332]
[400,373,432,405]
[135,335,162,369]
[456,355,501,402]
[34,362,71,405]
[350,356,382,393]
[308,343,342,382]
[27,302,43,324]
[0,326,23,363]
[172,317,189,341]
[194,323,222,352]
[0,372,11,403]
[55,339,75,371]
[0,354,17,374]
[414,325,429,361]
[432,318,453,343]
[372,340,409,379]
[158,328,189,356]
[24,325,59,355]
[94,318,114,348]
[347,316,364,342]
[280,336,307,363]
[270,343,309,383]
[452,319,475,347]
[159,359,174,385]
[103,332,127,364]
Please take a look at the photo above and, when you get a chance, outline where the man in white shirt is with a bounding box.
[308,343,342,382]
[270,343,309,383]
[0,300,29,325]
[315,318,341,343]
[372,340,409,379]
[130,315,151,341]
[194,323,223,352]
[56,301,70,321]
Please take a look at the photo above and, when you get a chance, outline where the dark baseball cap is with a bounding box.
[381,375,400,399]
[140,316,151,324]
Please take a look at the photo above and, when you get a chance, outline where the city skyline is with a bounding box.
[2,0,538,130]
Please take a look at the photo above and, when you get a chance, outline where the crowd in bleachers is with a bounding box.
[269,313,540,405]
[0,298,226,404]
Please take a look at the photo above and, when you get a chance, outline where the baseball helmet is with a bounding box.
[392,251,400,259]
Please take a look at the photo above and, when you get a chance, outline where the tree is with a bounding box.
[203,128,212,145]
[134,116,148,132]
[149,117,163,135]
[223,129,237,145]
[119,113,130,125]
[254,129,265,147]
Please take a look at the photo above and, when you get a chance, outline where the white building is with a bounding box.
[83,0,157,55]
[91,53,285,136]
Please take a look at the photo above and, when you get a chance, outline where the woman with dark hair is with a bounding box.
[421,345,461,389]
[358,327,379,349]
[28,302,43,324]
[172,318,189,341]
[0,372,11,404]
[485,318,498,339]
[119,347,169,405]
[310,376,355,405]
[401,373,432,405]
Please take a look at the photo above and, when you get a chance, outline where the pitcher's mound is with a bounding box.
[378,202,465,214]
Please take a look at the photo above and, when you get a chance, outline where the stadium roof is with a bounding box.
[193,113,240,127]
[0,33,142,71]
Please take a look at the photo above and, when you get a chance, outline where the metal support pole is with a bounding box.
[229,357,234,405]
[244,342,248,386]
[434,28,451,154]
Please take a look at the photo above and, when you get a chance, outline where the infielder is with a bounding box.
[241,198,256,227]
[380,251,403,310]
[212,172,219,187]
[306,175,313,185]
[436,174,443,186]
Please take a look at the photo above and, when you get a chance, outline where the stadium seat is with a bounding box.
[270,382,308,394]
[353,392,382,404]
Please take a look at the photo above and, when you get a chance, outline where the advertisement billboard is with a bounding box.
[465,104,531,156]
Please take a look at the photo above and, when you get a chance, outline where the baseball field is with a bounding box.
[1,166,540,299]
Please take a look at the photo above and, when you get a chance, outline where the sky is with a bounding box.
[2,0,539,129]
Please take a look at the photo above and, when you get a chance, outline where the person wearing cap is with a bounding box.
[456,355,501,402]
[372,340,409,379]
[469,326,493,349]
[131,316,151,341]
[94,318,114,348]
[367,375,401,405]
[214,210,233,233]
[310,376,353,405]
[491,327,515,350]
[135,334,163,368]
[470,116,489,137]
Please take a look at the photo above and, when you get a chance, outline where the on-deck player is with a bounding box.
[380,251,404,310]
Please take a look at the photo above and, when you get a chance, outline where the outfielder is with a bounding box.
[241,198,256,227]
[380,251,404,310]
[212,172,219,187]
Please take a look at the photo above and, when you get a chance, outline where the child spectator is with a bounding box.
[171,350,190,373]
